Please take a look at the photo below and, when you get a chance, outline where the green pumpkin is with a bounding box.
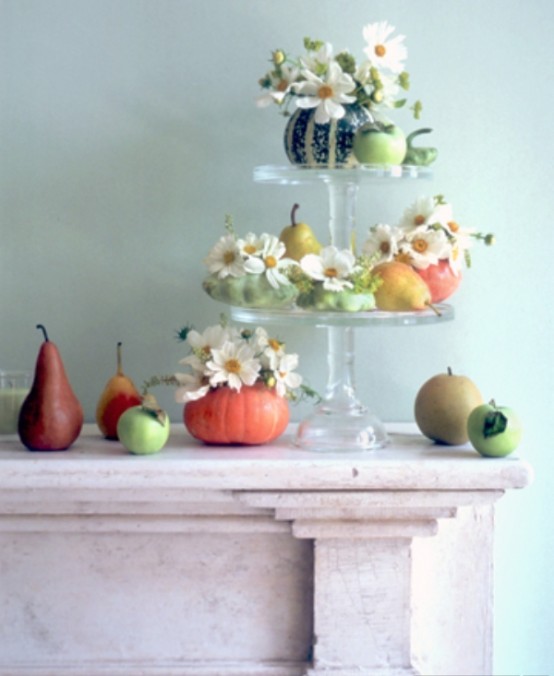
[203,274,298,309]
[298,286,376,312]
[284,103,373,168]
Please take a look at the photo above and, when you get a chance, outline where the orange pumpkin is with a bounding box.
[183,382,290,445]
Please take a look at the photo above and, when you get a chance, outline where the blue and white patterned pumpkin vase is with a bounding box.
[284,103,373,168]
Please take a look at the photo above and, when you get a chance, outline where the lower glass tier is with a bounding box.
[229,305,454,452]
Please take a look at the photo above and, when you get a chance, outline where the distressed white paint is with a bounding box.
[0,424,532,675]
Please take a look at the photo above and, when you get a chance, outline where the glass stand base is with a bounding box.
[295,403,389,452]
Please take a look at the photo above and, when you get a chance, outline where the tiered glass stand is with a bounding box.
[230,164,453,452]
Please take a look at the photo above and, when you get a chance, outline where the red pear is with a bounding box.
[96,342,142,439]
[18,324,83,451]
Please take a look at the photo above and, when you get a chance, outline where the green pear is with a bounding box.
[279,204,321,261]
[373,261,433,312]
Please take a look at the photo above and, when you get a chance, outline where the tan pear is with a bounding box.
[373,261,432,311]
[96,342,142,440]
[279,203,321,261]
[414,367,484,445]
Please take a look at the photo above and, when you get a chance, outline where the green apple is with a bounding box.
[467,400,522,457]
[116,394,170,455]
[353,121,407,165]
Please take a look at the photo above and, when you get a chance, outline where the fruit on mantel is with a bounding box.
[96,341,142,440]
[373,261,432,312]
[467,400,522,458]
[416,259,462,304]
[279,203,321,262]
[352,121,407,166]
[18,324,84,451]
[414,367,484,445]
[117,394,171,455]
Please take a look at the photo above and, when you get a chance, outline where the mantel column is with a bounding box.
[240,489,504,676]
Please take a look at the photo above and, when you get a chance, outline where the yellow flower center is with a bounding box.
[412,238,428,254]
[225,358,242,374]
[243,244,257,254]
[265,255,277,268]
[395,252,412,265]
[448,220,460,233]
[276,79,289,92]
[268,338,281,352]
[325,267,338,278]
[375,44,386,57]
[379,241,391,254]
[223,251,236,264]
[318,84,334,100]
[414,214,426,226]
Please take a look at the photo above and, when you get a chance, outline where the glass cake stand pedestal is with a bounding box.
[232,164,453,452]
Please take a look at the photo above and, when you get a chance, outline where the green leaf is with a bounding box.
[483,410,508,438]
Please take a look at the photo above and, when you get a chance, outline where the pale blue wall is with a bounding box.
[1,1,553,672]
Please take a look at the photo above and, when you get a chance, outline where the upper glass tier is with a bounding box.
[254,163,433,185]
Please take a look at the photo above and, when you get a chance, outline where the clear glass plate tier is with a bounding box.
[254,163,433,185]
[229,304,454,328]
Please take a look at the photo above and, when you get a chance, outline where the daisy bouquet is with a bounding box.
[362,195,494,302]
[256,21,421,125]
[202,216,299,309]
[172,322,305,403]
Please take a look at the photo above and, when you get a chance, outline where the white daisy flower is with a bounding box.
[293,61,357,125]
[272,353,303,398]
[186,324,231,361]
[243,234,295,289]
[401,228,448,270]
[206,341,261,391]
[362,224,401,262]
[301,245,358,292]
[300,41,334,75]
[174,372,210,403]
[253,326,285,362]
[398,196,440,232]
[256,64,300,107]
[204,234,245,279]
[236,232,265,258]
[362,21,407,74]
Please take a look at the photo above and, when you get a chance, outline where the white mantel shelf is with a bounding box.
[0,423,533,676]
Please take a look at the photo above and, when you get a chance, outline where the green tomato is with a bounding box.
[117,405,170,455]
[467,401,522,457]
[353,122,407,165]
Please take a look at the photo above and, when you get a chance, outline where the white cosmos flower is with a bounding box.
[401,228,448,270]
[293,61,356,124]
[206,341,261,391]
[254,326,286,368]
[174,371,210,403]
[236,232,265,258]
[301,245,358,292]
[256,64,300,107]
[186,324,232,361]
[272,353,303,398]
[243,234,295,289]
[363,21,407,74]
[399,196,441,232]
[300,41,334,74]
[204,234,245,279]
[362,224,401,262]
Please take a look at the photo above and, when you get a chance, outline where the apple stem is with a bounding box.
[116,342,123,376]
[291,203,299,227]
[36,324,49,342]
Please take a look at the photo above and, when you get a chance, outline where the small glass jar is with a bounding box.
[0,371,31,435]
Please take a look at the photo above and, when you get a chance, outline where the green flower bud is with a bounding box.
[272,50,286,66]
[335,51,356,75]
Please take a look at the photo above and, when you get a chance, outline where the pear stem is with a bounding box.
[426,302,442,317]
[36,324,49,342]
[447,366,453,376]
[291,203,299,227]
[116,341,123,375]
